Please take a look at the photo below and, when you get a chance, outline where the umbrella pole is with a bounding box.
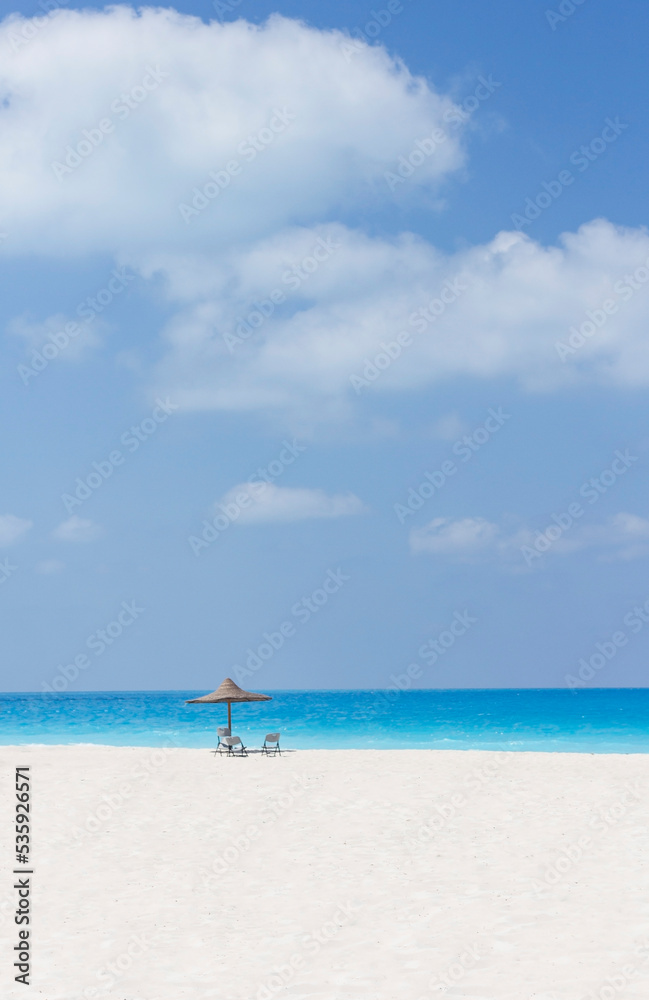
[228,701,232,731]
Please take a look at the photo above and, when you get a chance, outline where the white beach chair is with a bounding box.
[222,736,248,757]
[212,726,231,755]
[261,733,281,756]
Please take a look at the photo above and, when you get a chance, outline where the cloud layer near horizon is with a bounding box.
[410,512,649,566]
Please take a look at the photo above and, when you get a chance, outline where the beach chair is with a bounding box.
[222,736,248,757]
[261,733,281,756]
[212,727,231,755]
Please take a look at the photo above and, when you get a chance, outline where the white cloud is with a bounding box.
[410,517,499,557]
[7,312,103,362]
[217,483,367,524]
[0,8,464,257]
[52,516,102,542]
[3,10,648,425]
[568,512,649,561]
[0,514,32,546]
[410,512,649,566]
[144,218,649,423]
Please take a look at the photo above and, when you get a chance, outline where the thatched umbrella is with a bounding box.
[186,677,271,730]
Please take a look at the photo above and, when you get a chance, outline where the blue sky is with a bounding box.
[1,0,649,693]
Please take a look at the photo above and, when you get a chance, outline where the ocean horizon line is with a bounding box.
[2,686,646,695]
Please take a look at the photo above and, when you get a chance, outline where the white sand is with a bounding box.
[1,746,649,1000]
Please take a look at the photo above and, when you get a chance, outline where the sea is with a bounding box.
[0,688,648,752]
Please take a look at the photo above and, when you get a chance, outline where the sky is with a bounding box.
[1,0,648,693]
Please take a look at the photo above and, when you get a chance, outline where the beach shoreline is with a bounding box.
[2,745,649,999]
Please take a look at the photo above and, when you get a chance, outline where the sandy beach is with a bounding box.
[1,746,649,1000]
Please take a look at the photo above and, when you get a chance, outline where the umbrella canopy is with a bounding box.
[186,677,271,730]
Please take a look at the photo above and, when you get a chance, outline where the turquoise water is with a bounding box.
[0,689,648,752]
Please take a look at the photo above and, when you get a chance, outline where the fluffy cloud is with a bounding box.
[410,512,649,566]
[0,514,32,545]
[217,483,366,524]
[0,7,464,256]
[4,9,649,426]
[52,516,102,542]
[144,218,649,420]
